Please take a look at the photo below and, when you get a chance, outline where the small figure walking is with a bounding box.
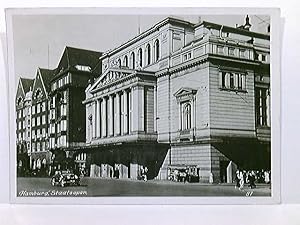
[238,170,244,191]
[248,171,256,189]
[144,166,148,181]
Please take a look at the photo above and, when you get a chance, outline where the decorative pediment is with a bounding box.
[174,87,197,102]
[89,68,134,92]
[174,87,197,97]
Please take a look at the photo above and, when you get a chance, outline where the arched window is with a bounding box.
[130,52,135,69]
[146,44,151,65]
[138,48,143,68]
[183,103,192,130]
[117,59,122,67]
[123,55,128,67]
[154,39,160,62]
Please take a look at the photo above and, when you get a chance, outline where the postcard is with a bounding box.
[5,7,281,204]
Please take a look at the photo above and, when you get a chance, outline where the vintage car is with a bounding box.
[51,170,80,187]
[168,164,200,183]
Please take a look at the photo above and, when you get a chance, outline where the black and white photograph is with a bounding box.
[6,8,280,203]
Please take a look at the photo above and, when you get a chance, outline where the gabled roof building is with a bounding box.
[48,46,102,173]
[16,77,34,176]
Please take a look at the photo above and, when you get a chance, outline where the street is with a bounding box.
[17,177,271,197]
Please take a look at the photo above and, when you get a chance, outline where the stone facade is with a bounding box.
[85,16,270,183]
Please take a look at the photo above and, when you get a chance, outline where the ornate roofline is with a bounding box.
[100,17,195,59]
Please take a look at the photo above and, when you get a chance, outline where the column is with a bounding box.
[96,99,101,137]
[102,98,107,137]
[116,93,121,135]
[92,102,96,138]
[86,106,89,141]
[154,86,157,132]
[128,90,132,133]
[130,87,134,133]
[266,89,271,127]
[123,90,128,134]
[132,85,144,132]
[120,92,124,135]
[178,101,181,130]
[109,95,114,136]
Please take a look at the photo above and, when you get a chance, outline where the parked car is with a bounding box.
[51,170,80,187]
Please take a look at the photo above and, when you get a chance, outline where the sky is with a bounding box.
[12,14,270,80]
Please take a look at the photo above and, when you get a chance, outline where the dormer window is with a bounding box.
[75,65,91,72]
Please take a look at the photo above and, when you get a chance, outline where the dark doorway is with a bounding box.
[220,160,229,183]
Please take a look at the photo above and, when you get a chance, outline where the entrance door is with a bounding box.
[220,161,229,183]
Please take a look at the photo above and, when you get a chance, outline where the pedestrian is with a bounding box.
[264,170,270,184]
[248,171,256,189]
[235,170,240,189]
[144,166,148,181]
[209,172,214,184]
[174,169,179,182]
[239,170,244,190]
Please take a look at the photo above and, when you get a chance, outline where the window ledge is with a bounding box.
[219,87,248,93]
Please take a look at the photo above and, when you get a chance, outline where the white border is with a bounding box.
[6,7,281,205]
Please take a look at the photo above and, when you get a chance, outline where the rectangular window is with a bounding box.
[228,48,235,56]
[42,115,46,124]
[239,49,246,58]
[229,73,234,88]
[42,102,46,112]
[183,52,192,62]
[37,142,40,152]
[51,124,55,134]
[61,135,66,147]
[61,104,66,116]
[37,117,40,126]
[61,120,67,131]
[217,45,224,54]
[41,141,45,151]
[32,106,35,115]
[256,88,269,126]
[220,71,246,91]
[32,118,35,127]
[37,103,40,113]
